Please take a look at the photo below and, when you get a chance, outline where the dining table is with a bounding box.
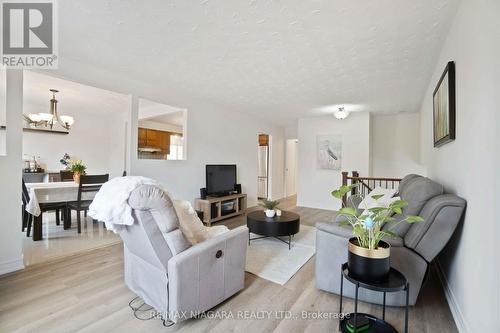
[25,182,96,241]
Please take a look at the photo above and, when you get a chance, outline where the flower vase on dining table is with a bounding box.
[73,172,83,183]
[70,160,87,184]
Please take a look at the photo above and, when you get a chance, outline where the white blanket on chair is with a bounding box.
[89,176,229,240]
[88,176,164,232]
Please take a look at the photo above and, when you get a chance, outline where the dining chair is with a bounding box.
[21,180,32,232]
[58,170,75,221]
[23,180,67,238]
[60,170,74,182]
[66,174,109,233]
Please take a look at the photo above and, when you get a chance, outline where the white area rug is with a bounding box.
[245,224,316,285]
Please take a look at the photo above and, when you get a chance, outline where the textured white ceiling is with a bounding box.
[58,0,459,125]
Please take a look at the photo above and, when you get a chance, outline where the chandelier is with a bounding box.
[24,89,75,130]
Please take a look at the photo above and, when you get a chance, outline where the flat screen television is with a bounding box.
[206,164,237,196]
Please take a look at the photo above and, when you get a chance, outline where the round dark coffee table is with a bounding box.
[246,210,300,250]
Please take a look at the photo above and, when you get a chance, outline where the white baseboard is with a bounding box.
[435,260,471,333]
[0,257,25,276]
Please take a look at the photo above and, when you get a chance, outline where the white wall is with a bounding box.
[285,123,298,140]
[371,113,426,178]
[0,70,24,275]
[131,98,285,207]
[297,112,371,210]
[22,108,127,178]
[419,0,500,331]
[285,139,298,197]
[0,71,6,156]
[0,130,5,156]
[108,112,129,177]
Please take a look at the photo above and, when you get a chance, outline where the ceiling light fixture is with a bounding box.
[333,107,350,120]
[24,89,75,131]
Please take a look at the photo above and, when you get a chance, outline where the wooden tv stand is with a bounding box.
[195,193,247,226]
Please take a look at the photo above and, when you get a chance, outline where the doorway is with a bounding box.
[285,139,298,197]
[21,71,128,266]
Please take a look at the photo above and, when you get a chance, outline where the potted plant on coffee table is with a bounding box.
[70,160,87,183]
[259,199,280,218]
[331,184,423,282]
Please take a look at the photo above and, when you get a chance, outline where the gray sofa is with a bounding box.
[118,184,248,323]
[315,174,466,306]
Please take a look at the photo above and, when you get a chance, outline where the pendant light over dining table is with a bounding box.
[25,89,75,131]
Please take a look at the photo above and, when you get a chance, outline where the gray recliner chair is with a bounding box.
[118,184,248,323]
[315,174,466,306]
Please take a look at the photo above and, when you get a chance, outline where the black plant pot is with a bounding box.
[347,238,390,282]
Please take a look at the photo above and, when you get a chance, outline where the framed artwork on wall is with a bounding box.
[433,61,456,147]
[317,135,342,170]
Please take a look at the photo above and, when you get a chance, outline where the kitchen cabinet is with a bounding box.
[157,131,171,154]
[146,129,159,146]
[138,128,147,146]
[138,127,172,154]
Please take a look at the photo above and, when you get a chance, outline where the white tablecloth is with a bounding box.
[25,182,96,216]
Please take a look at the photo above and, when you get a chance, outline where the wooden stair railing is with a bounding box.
[341,171,402,206]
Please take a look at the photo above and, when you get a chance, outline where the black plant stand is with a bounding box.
[339,263,409,333]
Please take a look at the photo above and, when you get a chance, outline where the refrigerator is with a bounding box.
[257,146,268,198]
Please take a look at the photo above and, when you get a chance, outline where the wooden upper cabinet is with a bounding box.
[137,127,171,154]
[146,129,159,146]
[157,131,171,154]
[138,128,147,147]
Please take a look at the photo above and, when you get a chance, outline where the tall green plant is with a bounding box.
[331,184,423,250]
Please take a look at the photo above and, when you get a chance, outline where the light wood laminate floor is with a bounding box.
[0,197,458,332]
[22,211,120,266]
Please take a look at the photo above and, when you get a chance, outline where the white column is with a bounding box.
[0,69,24,274]
[128,94,139,174]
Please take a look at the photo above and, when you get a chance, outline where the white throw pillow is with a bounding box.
[358,187,398,214]
[361,196,401,217]
[173,200,229,245]
[163,229,192,255]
